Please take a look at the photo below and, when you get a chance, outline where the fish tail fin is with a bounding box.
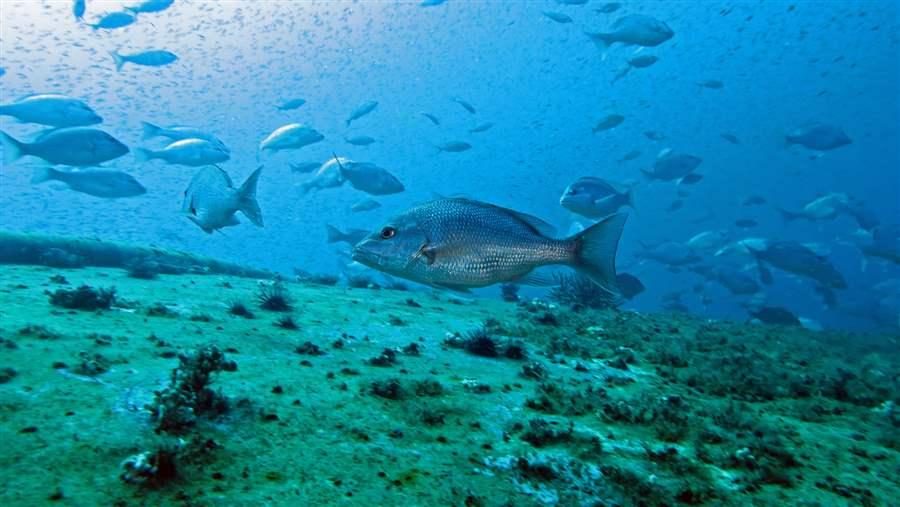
[325,224,343,243]
[141,121,161,140]
[0,130,26,164]
[109,50,125,72]
[568,212,627,297]
[134,147,154,163]
[237,166,264,227]
[624,186,637,210]
[778,208,799,222]
[31,166,59,185]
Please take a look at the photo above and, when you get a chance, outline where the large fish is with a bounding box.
[352,198,626,294]
[259,123,324,157]
[182,166,263,233]
[0,93,102,127]
[135,138,229,166]
[1,127,128,166]
[141,121,229,152]
[338,161,405,196]
[32,167,146,198]
[586,14,674,49]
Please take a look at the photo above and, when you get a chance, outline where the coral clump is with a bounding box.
[48,284,115,311]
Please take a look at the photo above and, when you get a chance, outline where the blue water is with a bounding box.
[0,1,897,331]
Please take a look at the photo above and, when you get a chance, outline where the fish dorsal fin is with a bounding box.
[451,198,557,237]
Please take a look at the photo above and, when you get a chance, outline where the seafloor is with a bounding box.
[0,264,897,506]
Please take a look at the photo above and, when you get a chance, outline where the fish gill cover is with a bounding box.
[0,1,898,506]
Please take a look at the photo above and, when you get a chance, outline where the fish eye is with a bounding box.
[380,226,396,239]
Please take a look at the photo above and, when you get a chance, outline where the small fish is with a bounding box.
[276,98,306,111]
[420,112,441,125]
[351,198,382,213]
[452,97,476,114]
[352,198,627,294]
[586,14,674,49]
[326,225,369,246]
[785,123,851,151]
[543,11,573,24]
[560,176,635,218]
[644,130,665,141]
[778,192,850,222]
[612,55,659,82]
[556,0,588,5]
[346,100,378,127]
[344,135,376,146]
[592,114,624,133]
[32,167,146,198]
[259,123,324,156]
[469,122,494,133]
[595,2,622,13]
[678,173,703,185]
[110,50,177,71]
[73,0,86,20]
[734,218,758,228]
[750,306,801,326]
[419,0,446,6]
[697,79,724,89]
[182,166,263,234]
[747,240,846,289]
[90,11,136,30]
[720,133,740,144]
[667,199,684,211]
[141,121,228,151]
[125,0,174,14]
[338,160,404,196]
[617,149,641,162]
[686,231,728,251]
[1,127,128,166]
[135,138,229,166]
[289,161,321,174]
[436,141,471,153]
[742,195,766,206]
[0,93,102,127]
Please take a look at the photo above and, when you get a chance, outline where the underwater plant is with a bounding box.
[548,273,619,310]
[257,281,293,311]
[148,344,238,434]
[228,300,255,319]
[48,284,115,311]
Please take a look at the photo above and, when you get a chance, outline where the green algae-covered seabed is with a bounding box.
[1,264,897,506]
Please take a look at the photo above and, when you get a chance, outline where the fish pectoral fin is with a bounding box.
[410,242,437,266]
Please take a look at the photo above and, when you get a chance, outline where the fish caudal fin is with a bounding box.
[624,186,637,210]
[325,224,343,243]
[0,130,26,164]
[569,212,627,296]
[134,148,154,163]
[237,166,264,227]
[141,121,161,140]
[31,166,59,185]
[778,208,800,222]
[109,51,125,72]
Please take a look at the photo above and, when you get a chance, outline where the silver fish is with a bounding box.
[0,93,102,127]
[110,50,177,71]
[346,100,378,127]
[641,149,702,182]
[182,166,263,233]
[259,123,324,156]
[276,98,306,111]
[452,97,476,114]
[136,138,229,166]
[299,157,347,194]
[469,122,494,133]
[352,198,626,294]
[344,135,376,146]
[90,11,136,30]
[786,123,851,151]
[436,141,471,153]
[32,167,146,198]
[141,121,229,152]
[125,0,174,14]
[1,127,128,166]
[289,161,322,174]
